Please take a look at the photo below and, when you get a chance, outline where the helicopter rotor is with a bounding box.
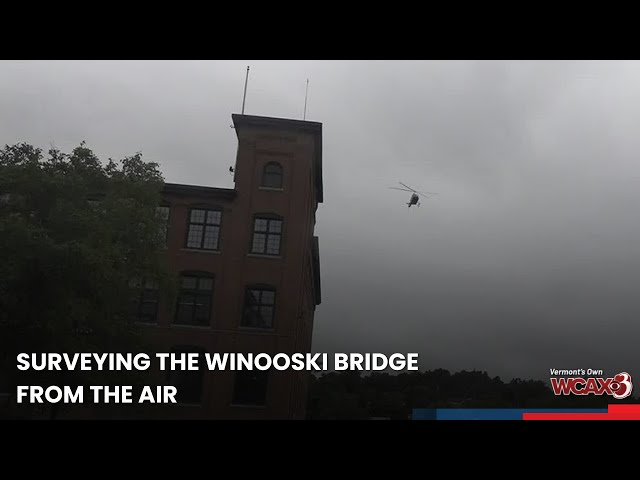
[395,182,438,198]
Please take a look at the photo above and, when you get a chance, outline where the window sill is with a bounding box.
[238,326,276,334]
[170,323,211,330]
[258,186,284,192]
[134,321,159,327]
[230,404,267,409]
[180,248,221,255]
[247,254,282,260]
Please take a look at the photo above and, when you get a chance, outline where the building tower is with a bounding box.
[153,114,323,419]
[226,114,323,419]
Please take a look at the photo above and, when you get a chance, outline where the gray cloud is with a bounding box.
[2,60,640,382]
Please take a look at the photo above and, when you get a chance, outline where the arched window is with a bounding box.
[129,277,160,324]
[250,214,283,256]
[232,370,268,406]
[167,345,205,404]
[242,285,276,329]
[174,272,214,326]
[185,207,222,251]
[261,162,283,189]
[156,204,170,248]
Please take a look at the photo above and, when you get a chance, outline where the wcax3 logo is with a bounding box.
[549,370,633,399]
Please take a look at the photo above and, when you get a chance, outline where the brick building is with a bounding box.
[135,113,323,419]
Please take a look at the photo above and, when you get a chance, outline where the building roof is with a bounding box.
[231,114,323,204]
[163,182,236,200]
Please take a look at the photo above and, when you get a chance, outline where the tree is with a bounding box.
[0,142,175,419]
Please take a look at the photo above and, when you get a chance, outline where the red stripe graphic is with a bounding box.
[523,404,640,420]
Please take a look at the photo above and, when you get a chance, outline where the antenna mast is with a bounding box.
[241,66,250,114]
[303,79,309,120]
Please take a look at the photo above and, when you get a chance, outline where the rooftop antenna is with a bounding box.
[241,66,250,114]
[303,78,309,120]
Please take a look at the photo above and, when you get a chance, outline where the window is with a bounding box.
[174,274,214,326]
[242,287,276,329]
[129,278,159,324]
[261,162,283,189]
[186,208,221,250]
[167,345,205,404]
[156,205,170,247]
[232,370,268,406]
[251,216,282,256]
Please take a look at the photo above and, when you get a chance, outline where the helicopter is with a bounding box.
[389,182,437,208]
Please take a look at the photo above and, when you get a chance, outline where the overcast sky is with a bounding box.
[2,60,640,382]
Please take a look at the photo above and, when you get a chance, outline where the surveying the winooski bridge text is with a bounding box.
[15,352,419,405]
[17,352,420,372]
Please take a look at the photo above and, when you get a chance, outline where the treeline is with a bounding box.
[306,369,639,419]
